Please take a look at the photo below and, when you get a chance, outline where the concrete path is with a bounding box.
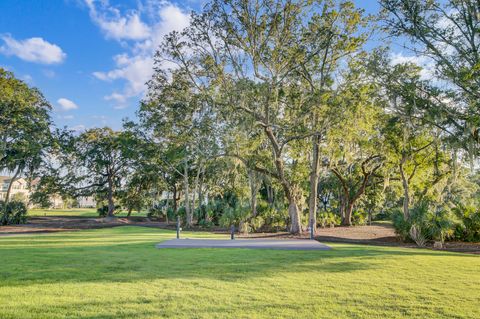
[156,238,331,250]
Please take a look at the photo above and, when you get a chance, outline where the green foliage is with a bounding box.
[0,200,28,225]
[352,210,368,226]
[453,206,480,242]
[218,202,250,228]
[0,68,53,179]
[392,209,411,241]
[97,205,121,218]
[424,208,456,243]
[97,206,109,218]
[381,0,480,158]
[392,201,457,245]
[248,215,266,232]
[317,212,341,228]
[147,204,164,220]
[255,200,288,232]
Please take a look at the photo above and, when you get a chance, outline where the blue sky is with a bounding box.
[0,0,384,131]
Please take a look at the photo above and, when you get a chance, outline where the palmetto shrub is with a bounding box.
[0,200,28,225]
[317,212,341,228]
[453,206,480,242]
[392,201,456,246]
[409,224,427,247]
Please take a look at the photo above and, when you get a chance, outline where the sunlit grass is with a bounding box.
[0,226,478,318]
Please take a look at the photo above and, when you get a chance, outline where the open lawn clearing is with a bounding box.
[0,226,479,319]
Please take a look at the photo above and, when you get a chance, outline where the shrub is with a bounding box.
[165,207,175,222]
[147,204,164,220]
[97,205,120,217]
[392,209,411,241]
[0,201,28,225]
[392,201,457,246]
[97,205,109,217]
[197,218,214,228]
[176,206,187,224]
[317,212,340,228]
[375,209,393,221]
[409,224,427,247]
[218,203,250,228]
[424,208,456,244]
[257,206,288,232]
[352,209,368,226]
[249,215,265,231]
[453,206,480,242]
[194,204,216,226]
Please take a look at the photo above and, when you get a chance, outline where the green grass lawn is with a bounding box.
[28,208,148,218]
[0,227,478,318]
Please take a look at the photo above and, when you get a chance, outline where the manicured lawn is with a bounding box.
[0,227,478,318]
[28,208,148,218]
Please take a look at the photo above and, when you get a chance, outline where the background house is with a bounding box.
[0,176,30,203]
[0,176,96,208]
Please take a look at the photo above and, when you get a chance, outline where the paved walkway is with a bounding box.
[156,238,331,250]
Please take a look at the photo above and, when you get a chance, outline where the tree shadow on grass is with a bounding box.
[1,235,477,288]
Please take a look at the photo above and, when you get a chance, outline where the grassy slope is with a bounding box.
[28,208,147,218]
[0,226,478,319]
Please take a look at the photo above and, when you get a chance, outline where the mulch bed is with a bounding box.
[237,224,480,254]
[0,216,167,236]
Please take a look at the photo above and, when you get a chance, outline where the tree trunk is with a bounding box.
[183,161,192,227]
[339,190,346,221]
[127,207,132,218]
[165,191,170,224]
[263,126,303,234]
[308,134,321,234]
[4,167,21,205]
[2,167,21,224]
[399,162,410,220]
[266,183,274,205]
[248,170,258,217]
[107,174,115,217]
[198,167,204,208]
[173,185,178,215]
[288,199,302,234]
[343,202,354,226]
[283,186,303,234]
[191,161,202,219]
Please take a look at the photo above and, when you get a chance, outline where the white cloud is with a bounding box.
[390,52,435,80]
[21,74,33,83]
[84,0,151,40]
[92,115,108,125]
[0,35,66,64]
[70,124,86,132]
[42,69,56,78]
[57,98,79,111]
[58,115,74,120]
[89,1,190,107]
[94,54,154,102]
[105,92,129,104]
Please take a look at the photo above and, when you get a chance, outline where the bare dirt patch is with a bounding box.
[239,223,480,254]
[0,216,167,236]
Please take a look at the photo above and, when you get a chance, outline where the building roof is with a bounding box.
[0,176,27,184]
[0,176,12,183]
